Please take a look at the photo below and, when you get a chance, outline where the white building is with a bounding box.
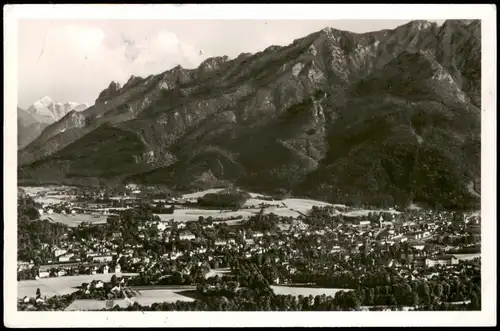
[358,220,371,227]
[58,255,72,263]
[54,248,67,257]
[169,252,182,260]
[412,244,425,251]
[157,223,168,231]
[179,231,196,241]
[93,255,113,263]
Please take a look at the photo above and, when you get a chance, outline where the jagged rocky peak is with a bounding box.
[127,74,139,81]
[172,64,185,72]
[173,65,194,84]
[198,55,230,73]
[97,80,122,102]
[201,55,230,65]
[237,52,252,59]
[156,64,196,90]
[320,26,347,39]
[108,80,121,91]
[402,20,437,30]
[123,75,144,90]
[264,45,281,53]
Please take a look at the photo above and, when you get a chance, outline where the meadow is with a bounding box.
[25,186,405,228]
[44,214,108,227]
[17,273,138,298]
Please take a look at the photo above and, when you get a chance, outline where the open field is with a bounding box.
[132,289,197,305]
[155,209,254,223]
[282,198,333,212]
[156,206,306,223]
[159,202,399,224]
[65,288,197,311]
[65,299,130,311]
[244,198,283,208]
[27,186,403,223]
[270,285,352,297]
[34,195,77,205]
[157,192,341,223]
[20,186,76,195]
[182,189,225,199]
[18,273,139,298]
[21,186,79,204]
[260,206,302,218]
[44,213,108,227]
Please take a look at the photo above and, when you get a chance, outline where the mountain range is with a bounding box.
[17,97,89,148]
[18,20,481,210]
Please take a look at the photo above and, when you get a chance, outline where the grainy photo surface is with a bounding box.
[4,4,497,328]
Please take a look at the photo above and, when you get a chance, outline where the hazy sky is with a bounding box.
[17,19,445,108]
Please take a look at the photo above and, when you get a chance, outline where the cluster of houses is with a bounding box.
[20,185,481,292]
[120,208,480,277]
[35,262,122,279]
[338,210,481,249]
[18,238,125,279]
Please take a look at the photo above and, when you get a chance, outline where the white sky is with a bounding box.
[17,19,445,108]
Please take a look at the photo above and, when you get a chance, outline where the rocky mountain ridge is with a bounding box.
[19,20,481,210]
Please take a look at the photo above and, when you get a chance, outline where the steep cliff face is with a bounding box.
[19,20,481,209]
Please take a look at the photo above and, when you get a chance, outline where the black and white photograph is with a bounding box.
[3,4,496,327]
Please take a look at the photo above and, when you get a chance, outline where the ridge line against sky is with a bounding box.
[17,19,444,109]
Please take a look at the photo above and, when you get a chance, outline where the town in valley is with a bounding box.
[17,184,481,311]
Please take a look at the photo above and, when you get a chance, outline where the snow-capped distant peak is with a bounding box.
[32,96,54,108]
[27,96,89,123]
